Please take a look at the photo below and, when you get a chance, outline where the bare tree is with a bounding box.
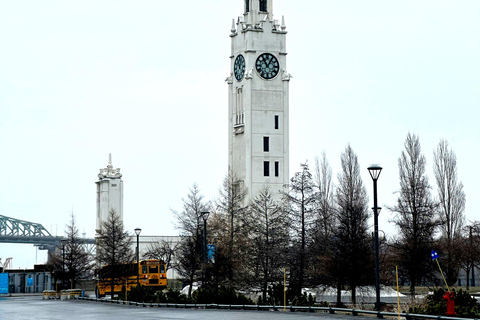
[333,145,372,305]
[459,223,480,289]
[243,184,289,301]
[433,139,466,284]
[176,236,200,295]
[434,139,466,239]
[172,183,208,298]
[389,133,438,296]
[96,209,134,299]
[314,152,336,240]
[207,210,235,290]
[143,239,178,272]
[283,163,317,299]
[216,171,248,284]
[310,153,336,285]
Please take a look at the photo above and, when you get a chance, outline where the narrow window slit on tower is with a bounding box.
[275,161,279,177]
[259,0,267,12]
[274,115,279,129]
[264,161,270,176]
[245,0,250,13]
[263,136,269,152]
[236,88,244,125]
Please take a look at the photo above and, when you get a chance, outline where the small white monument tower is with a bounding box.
[95,154,123,234]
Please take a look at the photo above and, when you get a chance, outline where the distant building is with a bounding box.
[95,154,123,235]
[93,155,183,283]
[5,264,54,293]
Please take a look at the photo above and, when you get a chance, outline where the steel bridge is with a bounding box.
[0,214,95,254]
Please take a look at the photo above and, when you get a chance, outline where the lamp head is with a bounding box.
[200,211,210,220]
[134,228,142,236]
[368,165,383,181]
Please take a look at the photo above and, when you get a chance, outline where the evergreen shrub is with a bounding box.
[408,288,480,318]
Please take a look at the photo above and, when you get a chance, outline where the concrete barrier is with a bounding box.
[42,290,57,300]
[60,290,69,300]
[60,289,83,300]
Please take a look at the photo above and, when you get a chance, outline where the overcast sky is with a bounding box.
[1,0,479,269]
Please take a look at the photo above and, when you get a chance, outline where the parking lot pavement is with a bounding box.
[0,296,362,320]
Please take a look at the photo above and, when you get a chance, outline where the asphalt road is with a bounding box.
[0,296,361,320]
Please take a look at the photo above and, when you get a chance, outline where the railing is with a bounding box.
[75,297,471,320]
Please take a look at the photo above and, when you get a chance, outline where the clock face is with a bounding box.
[234,54,245,81]
[255,53,279,79]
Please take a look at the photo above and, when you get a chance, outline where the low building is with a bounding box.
[5,264,55,293]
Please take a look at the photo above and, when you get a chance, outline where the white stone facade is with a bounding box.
[228,0,290,201]
[95,154,123,235]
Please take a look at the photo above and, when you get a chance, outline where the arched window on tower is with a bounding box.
[236,87,244,125]
[245,0,250,13]
[259,0,267,12]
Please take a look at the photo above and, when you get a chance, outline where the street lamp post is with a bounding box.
[200,211,210,263]
[134,228,142,287]
[368,165,382,312]
[61,239,67,290]
[200,211,210,286]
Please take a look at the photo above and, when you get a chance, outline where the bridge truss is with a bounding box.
[0,214,53,238]
[0,214,95,254]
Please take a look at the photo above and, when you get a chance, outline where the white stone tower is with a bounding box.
[227,0,291,201]
[95,154,123,234]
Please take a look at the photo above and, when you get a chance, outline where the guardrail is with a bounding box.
[74,296,474,320]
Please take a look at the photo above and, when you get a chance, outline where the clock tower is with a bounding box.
[227,0,291,201]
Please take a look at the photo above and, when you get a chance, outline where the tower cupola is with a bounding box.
[244,0,273,25]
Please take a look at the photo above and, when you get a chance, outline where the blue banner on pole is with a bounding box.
[431,250,439,260]
[0,273,8,294]
[27,277,33,287]
[207,244,215,262]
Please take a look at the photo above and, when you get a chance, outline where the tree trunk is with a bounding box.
[466,268,470,290]
[409,278,416,300]
[336,283,342,306]
[188,268,195,298]
[351,285,356,305]
[263,255,268,302]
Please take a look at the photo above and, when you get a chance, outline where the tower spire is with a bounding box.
[98,153,121,180]
[231,18,236,34]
